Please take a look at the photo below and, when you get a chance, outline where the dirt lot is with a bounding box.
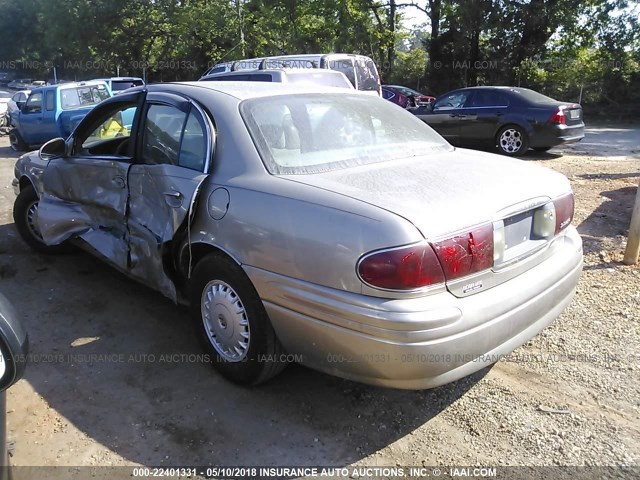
[0,126,638,477]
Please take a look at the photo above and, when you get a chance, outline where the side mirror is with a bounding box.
[39,137,66,160]
[0,294,28,392]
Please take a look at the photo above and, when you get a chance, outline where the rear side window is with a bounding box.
[142,104,207,171]
[433,91,469,111]
[143,105,187,166]
[179,111,207,171]
[467,90,509,108]
[45,91,55,111]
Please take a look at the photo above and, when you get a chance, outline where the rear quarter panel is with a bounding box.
[190,176,424,295]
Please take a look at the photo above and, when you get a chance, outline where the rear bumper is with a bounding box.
[530,123,585,147]
[245,227,583,389]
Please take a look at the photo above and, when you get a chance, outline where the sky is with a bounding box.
[400,1,429,30]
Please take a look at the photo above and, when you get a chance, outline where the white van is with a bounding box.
[202,53,381,95]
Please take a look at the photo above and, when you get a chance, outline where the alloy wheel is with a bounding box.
[499,128,523,154]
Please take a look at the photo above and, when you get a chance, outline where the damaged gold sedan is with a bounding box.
[12,82,583,389]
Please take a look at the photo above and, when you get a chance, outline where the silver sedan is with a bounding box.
[11,82,583,389]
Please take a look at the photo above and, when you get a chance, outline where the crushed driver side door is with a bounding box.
[37,92,145,270]
[126,92,213,301]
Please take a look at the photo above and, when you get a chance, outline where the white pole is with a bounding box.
[624,178,640,265]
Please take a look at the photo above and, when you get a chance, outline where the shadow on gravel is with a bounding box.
[578,172,640,181]
[0,221,488,467]
[577,185,636,267]
[0,145,20,164]
[452,144,565,161]
[517,150,563,161]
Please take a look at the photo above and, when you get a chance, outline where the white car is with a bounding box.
[0,91,10,128]
[5,90,30,127]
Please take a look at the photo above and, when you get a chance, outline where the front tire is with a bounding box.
[9,129,27,152]
[13,185,67,254]
[496,125,529,156]
[190,253,286,385]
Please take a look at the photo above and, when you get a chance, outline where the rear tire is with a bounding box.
[9,129,27,152]
[13,185,68,254]
[190,253,287,385]
[496,125,529,156]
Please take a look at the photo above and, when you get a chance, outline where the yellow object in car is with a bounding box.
[99,118,128,138]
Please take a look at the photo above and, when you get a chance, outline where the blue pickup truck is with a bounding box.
[9,81,112,151]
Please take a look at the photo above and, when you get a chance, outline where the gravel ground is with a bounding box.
[0,127,638,478]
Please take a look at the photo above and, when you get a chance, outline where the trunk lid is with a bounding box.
[281,148,571,240]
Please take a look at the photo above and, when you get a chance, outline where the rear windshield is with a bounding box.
[391,85,421,97]
[286,71,351,89]
[60,85,110,110]
[509,88,558,104]
[111,80,145,91]
[241,94,451,175]
[202,73,273,82]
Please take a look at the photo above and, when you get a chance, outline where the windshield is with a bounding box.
[60,85,110,110]
[241,94,451,175]
[355,58,381,92]
[111,80,144,91]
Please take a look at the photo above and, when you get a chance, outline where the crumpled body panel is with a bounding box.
[36,157,206,302]
[127,164,207,299]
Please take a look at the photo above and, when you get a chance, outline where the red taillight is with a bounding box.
[358,243,445,290]
[553,192,574,234]
[432,224,494,280]
[549,108,566,125]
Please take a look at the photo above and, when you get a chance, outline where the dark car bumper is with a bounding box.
[530,123,585,148]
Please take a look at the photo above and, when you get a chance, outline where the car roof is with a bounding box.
[94,77,144,82]
[449,86,526,91]
[51,80,109,89]
[148,81,365,100]
[201,68,350,79]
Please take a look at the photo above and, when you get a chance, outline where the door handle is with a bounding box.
[163,191,183,200]
[112,176,126,188]
[163,191,183,208]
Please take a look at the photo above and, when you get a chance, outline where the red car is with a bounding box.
[382,85,435,108]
